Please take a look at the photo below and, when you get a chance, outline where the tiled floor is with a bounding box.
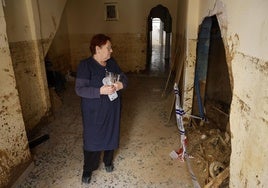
[13,74,193,188]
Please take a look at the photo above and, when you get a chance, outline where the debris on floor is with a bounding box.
[185,118,231,187]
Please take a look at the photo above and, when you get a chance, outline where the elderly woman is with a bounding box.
[75,34,128,184]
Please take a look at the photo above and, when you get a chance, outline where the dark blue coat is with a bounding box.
[75,57,127,151]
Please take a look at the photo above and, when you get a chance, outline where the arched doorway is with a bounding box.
[146,4,172,75]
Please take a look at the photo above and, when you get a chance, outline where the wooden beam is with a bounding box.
[204,166,230,188]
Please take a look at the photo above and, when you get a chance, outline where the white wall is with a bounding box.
[225,1,268,187]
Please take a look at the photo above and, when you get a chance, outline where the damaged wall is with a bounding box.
[224,0,268,187]
[65,0,178,73]
[230,53,267,187]
[0,2,31,187]
[179,0,268,187]
[3,0,67,132]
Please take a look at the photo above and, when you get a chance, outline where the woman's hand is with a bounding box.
[100,85,116,95]
[113,81,123,91]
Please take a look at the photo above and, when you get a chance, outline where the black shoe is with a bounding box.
[105,165,114,172]
[82,175,91,184]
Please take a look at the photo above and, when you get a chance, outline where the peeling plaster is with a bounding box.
[223,33,240,91]
[228,34,240,57]
[208,0,228,37]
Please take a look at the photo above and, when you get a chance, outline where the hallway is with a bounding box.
[149,45,169,77]
[14,75,193,188]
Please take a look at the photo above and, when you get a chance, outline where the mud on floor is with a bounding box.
[183,119,231,187]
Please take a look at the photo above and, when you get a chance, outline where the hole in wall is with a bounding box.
[192,15,232,132]
[190,15,232,185]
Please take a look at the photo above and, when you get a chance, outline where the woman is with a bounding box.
[75,34,128,184]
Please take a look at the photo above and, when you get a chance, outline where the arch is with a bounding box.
[147,4,172,33]
[146,4,172,72]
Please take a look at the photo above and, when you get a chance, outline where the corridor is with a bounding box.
[13,75,193,188]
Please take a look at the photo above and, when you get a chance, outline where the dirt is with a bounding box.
[185,119,231,187]
[137,73,232,187]
[49,73,231,187]
[164,99,231,187]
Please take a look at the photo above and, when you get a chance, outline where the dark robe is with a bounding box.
[75,57,127,151]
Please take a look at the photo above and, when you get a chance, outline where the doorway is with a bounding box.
[150,18,166,73]
[147,4,172,76]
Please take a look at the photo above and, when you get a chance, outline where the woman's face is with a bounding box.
[97,40,113,62]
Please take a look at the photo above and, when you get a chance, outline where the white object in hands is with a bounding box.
[102,72,119,101]
[108,92,118,101]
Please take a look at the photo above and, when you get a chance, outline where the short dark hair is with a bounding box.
[90,34,111,55]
